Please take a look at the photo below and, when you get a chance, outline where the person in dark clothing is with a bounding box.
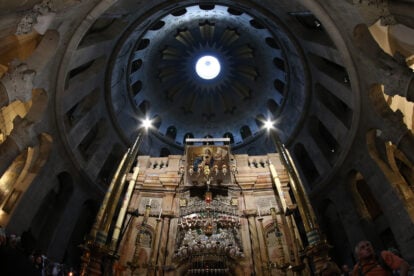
[32,253,44,276]
[21,228,36,256]
[0,235,36,275]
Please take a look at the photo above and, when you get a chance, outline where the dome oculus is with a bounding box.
[195,55,221,80]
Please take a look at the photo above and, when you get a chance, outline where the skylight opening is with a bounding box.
[195,55,221,80]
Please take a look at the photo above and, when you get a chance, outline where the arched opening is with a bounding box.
[31,172,74,252]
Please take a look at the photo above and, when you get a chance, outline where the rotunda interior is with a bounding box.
[0,0,414,275]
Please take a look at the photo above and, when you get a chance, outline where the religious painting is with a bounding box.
[185,145,231,186]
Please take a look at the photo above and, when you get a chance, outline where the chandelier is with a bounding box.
[174,193,243,261]
[179,192,241,235]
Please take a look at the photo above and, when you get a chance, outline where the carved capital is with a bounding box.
[353,24,414,102]
[380,109,410,145]
[380,55,414,101]
[15,0,54,35]
[0,61,35,103]
[243,209,258,217]
[9,117,37,150]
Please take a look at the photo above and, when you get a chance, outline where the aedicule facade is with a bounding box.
[115,146,309,276]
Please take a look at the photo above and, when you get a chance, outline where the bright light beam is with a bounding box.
[141,118,152,129]
[264,119,274,131]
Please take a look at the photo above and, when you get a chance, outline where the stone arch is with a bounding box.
[31,171,75,252]
[347,169,398,251]
[366,128,414,218]
[0,30,59,110]
[368,83,414,165]
[166,125,177,140]
[64,199,99,269]
[264,220,288,266]
[240,125,252,140]
[0,151,27,213]
[122,223,155,274]
[386,143,414,196]
[0,27,58,141]
[0,87,47,145]
[349,169,382,221]
[0,132,52,226]
[317,199,353,266]
[0,88,48,177]
[0,99,31,144]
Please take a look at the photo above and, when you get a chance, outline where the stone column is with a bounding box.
[257,217,270,276]
[244,209,263,276]
[159,211,174,274]
[369,84,414,165]
[0,118,37,176]
[380,113,412,155]
[147,218,162,276]
[268,158,304,271]
[353,24,414,102]
[0,62,35,109]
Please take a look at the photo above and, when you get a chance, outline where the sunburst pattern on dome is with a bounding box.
[158,22,257,111]
[125,4,290,145]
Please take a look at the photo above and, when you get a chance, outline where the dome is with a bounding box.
[1,0,414,272]
[107,4,308,148]
[56,1,357,186]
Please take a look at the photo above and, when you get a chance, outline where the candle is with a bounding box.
[158,208,162,219]
[257,206,261,217]
[148,199,152,206]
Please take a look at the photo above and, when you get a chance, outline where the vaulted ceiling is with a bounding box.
[52,0,359,189]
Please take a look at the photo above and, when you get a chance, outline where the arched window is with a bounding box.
[223,132,234,144]
[166,126,177,140]
[255,114,266,129]
[151,115,162,129]
[183,133,194,145]
[355,175,382,220]
[293,143,319,188]
[240,125,252,140]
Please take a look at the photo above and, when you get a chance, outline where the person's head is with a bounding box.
[341,264,349,272]
[355,240,374,260]
[35,255,42,264]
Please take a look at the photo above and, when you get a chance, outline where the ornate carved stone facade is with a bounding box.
[115,150,310,275]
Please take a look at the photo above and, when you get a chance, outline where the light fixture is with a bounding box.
[195,55,221,80]
[264,119,275,130]
[141,118,152,129]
